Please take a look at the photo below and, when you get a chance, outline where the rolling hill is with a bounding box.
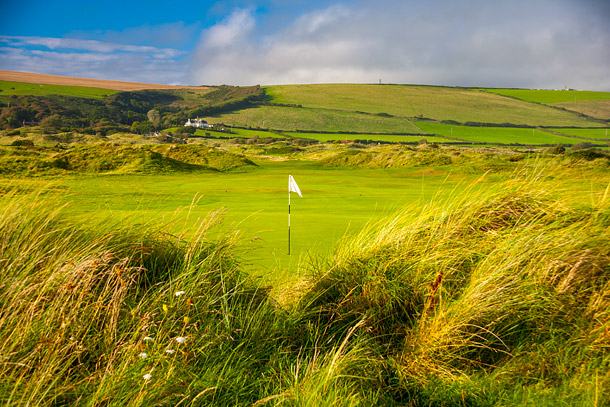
[1,71,609,147]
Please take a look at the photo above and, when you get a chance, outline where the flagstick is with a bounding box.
[288,184,291,255]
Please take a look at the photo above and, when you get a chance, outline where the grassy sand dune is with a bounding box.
[1,164,608,406]
[0,143,255,176]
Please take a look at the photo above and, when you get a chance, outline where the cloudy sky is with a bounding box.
[1,0,609,90]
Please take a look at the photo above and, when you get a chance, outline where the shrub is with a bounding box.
[548,144,566,155]
[571,142,593,150]
[567,149,608,161]
[11,139,34,147]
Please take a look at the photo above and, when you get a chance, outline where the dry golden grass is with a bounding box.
[0,70,206,91]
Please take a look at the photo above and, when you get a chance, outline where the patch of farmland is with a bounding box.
[283,132,448,144]
[206,105,424,133]
[192,128,287,140]
[479,88,610,104]
[0,70,205,91]
[552,101,610,120]
[264,84,601,126]
[550,128,610,140]
[416,122,582,145]
[0,80,118,99]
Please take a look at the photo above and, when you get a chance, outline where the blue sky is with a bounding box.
[1,0,609,90]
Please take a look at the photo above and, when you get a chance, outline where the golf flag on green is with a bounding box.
[288,175,302,255]
[289,175,302,197]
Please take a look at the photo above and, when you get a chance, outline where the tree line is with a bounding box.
[0,85,264,135]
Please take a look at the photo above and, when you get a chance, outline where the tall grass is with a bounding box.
[299,167,610,405]
[1,165,609,405]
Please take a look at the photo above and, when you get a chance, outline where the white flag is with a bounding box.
[289,175,302,197]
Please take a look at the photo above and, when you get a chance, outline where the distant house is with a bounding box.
[185,118,211,128]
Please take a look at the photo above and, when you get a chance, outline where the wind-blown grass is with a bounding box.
[299,167,610,405]
[0,143,256,176]
[0,189,376,406]
[1,165,609,405]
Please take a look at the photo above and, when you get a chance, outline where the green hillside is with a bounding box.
[2,77,609,148]
[0,80,118,98]
[263,84,603,126]
[0,143,255,176]
[416,122,592,145]
[480,88,610,104]
[207,104,424,133]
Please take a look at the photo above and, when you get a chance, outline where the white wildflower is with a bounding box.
[143,373,152,381]
[143,336,154,342]
[165,349,175,354]
[175,291,186,296]
[175,336,186,344]
[138,352,148,359]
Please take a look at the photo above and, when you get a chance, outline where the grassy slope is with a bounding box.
[479,88,610,103]
[0,144,255,176]
[264,84,602,126]
[417,122,591,145]
[0,80,117,98]
[479,88,610,121]
[208,105,424,133]
[551,128,610,140]
[284,131,448,143]
[553,101,610,121]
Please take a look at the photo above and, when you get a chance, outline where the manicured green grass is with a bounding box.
[38,160,459,279]
[551,128,610,140]
[264,84,601,126]
[480,88,610,103]
[0,80,117,98]
[207,105,424,133]
[416,122,584,145]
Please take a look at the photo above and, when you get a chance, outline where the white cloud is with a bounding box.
[0,35,187,84]
[0,35,184,58]
[204,8,255,48]
[189,0,610,90]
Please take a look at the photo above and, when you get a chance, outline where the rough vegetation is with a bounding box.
[1,169,609,406]
[0,143,255,176]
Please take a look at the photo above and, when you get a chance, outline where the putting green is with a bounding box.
[56,159,464,280]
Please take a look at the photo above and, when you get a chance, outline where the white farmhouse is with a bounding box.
[185,118,211,128]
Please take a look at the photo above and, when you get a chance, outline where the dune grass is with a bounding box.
[0,144,255,176]
[1,164,609,405]
[297,165,610,405]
